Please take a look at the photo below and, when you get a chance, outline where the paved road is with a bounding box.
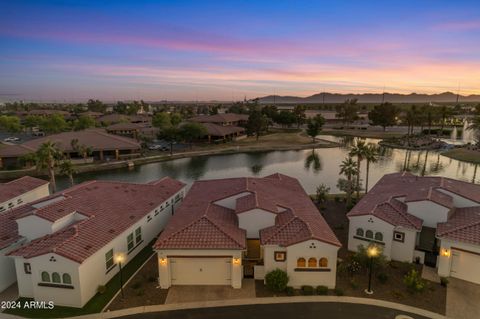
[117,302,431,319]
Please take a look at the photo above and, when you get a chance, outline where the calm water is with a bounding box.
[56,136,479,193]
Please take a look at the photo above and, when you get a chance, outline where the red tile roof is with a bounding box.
[190,113,248,124]
[200,123,245,137]
[0,176,48,203]
[7,177,185,262]
[437,207,480,245]
[347,172,480,230]
[154,173,341,250]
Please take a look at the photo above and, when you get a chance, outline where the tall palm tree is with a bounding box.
[349,139,368,200]
[59,159,76,187]
[36,141,62,192]
[339,156,358,207]
[364,144,379,194]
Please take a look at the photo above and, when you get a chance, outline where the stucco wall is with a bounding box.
[405,200,449,228]
[0,241,25,292]
[263,245,287,273]
[436,189,479,208]
[0,184,49,213]
[348,215,394,259]
[16,216,53,241]
[438,239,480,284]
[213,192,251,210]
[391,228,417,262]
[238,209,275,238]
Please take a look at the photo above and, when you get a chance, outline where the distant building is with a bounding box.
[0,176,49,292]
[106,122,159,140]
[7,177,186,307]
[96,113,151,126]
[190,113,248,142]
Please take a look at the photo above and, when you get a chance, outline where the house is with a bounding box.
[154,173,341,289]
[347,172,480,284]
[96,113,152,126]
[0,176,50,292]
[106,122,159,140]
[0,129,141,169]
[190,113,248,142]
[6,177,186,307]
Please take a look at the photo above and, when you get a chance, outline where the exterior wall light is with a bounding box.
[160,258,167,265]
[232,257,241,265]
[441,249,450,257]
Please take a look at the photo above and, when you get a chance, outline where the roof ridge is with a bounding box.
[438,218,480,237]
[263,214,299,243]
[204,215,245,248]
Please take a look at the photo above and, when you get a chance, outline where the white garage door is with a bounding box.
[451,249,480,284]
[170,257,232,285]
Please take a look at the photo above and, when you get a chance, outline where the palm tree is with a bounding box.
[339,156,358,207]
[36,141,63,192]
[364,144,379,194]
[59,159,76,187]
[349,139,368,200]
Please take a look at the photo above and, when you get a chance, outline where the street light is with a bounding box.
[115,252,126,299]
[365,245,379,295]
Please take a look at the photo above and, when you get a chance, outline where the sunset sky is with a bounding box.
[1,0,480,102]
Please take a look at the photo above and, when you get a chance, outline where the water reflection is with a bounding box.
[56,136,480,193]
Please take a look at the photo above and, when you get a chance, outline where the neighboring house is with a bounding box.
[6,177,186,307]
[0,129,141,169]
[0,176,50,292]
[154,173,341,289]
[190,113,248,142]
[106,122,159,140]
[347,172,480,284]
[96,113,152,126]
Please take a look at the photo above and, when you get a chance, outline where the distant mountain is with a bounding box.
[257,92,480,104]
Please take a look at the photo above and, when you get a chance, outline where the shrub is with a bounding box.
[346,260,362,274]
[316,285,329,295]
[334,288,344,296]
[135,289,144,296]
[97,285,106,294]
[440,277,449,287]
[148,276,157,282]
[301,285,314,295]
[377,273,388,284]
[334,196,341,203]
[316,184,330,203]
[349,279,359,289]
[403,269,425,293]
[285,286,295,296]
[265,269,289,293]
[131,281,142,289]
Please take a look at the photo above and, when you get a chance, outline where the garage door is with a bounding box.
[451,249,480,284]
[170,257,232,285]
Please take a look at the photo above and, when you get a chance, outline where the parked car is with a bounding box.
[3,137,20,142]
[148,144,163,150]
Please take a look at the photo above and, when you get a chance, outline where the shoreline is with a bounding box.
[0,138,339,181]
[441,148,480,164]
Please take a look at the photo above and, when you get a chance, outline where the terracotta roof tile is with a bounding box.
[0,176,48,203]
[437,207,480,245]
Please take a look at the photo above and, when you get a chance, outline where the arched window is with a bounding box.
[365,230,373,239]
[41,271,50,282]
[297,258,306,267]
[356,228,364,237]
[319,257,328,268]
[62,273,72,285]
[308,257,317,267]
[375,232,383,242]
[52,272,61,283]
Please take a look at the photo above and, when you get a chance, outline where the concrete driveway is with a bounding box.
[165,279,255,304]
[447,278,480,319]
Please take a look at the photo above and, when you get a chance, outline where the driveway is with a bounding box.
[165,279,255,304]
[117,302,431,319]
[447,278,480,319]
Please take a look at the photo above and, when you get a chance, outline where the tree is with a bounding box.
[24,115,42,130]
[438,106,452,136]
[339,156,358,207]
[179,122,207,149]
[73,115,95,131]
[336,99,359,124]
[170,113,183,127]
[59,159,76,187]
[36,141,63,192]
[113,101,129,114]
[403,105,419,137]
[86,99,107,113]
[0,115,22,132]
[262,105,278,132]
[39,114,68,134]
[421,104,437,135]
[274,110,296,128]
[306,115,325,142]
[247,107,268,140]
[368,103,398,131]
[364,144,379,193]
[152,112,172,130]
[349,139,368,200]
[293,105,306,128]
[316,184,330,203]
[70,139,93,162]
[162,126,181,156]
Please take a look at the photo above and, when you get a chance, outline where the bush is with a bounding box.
[131,281,142,289]
[148,276,157,282]
[440,277,449,287]
[316,285,329,295]
[346,260,362,274]
[403,269,425,293]
[97,285,106,294]
[265,269,289,293]
[349,279,359,289]
[334,288,344,296]
[301,285,314,295]
[285,286,295,296]
[334,196,341,203]
[377,273,388,284]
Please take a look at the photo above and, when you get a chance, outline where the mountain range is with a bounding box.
[257,92,480,104]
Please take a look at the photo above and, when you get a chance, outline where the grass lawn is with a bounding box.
[320,129,405,139]
[442,148,480,164]
[5,241,155,318]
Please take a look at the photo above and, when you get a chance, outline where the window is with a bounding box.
[297,258,306,267]
[52,272,61,283]
[8,202,13,208]
[135,227,142,243]
[17,198,23,204]
[147,215,152,222]
[0,206,4,212]
[319,258,328,268]
[365,230,373,239]
[127,233,134,251]
[393,231,405,243]
[24,263,31,274]
[274,251,286,262]
[105,249,114,270]
[356,228,364,237]
[375,232,383,242]
[41,271,50,282]
[154,209,159,216]
[62,273,72,285]
[308,257,317,267]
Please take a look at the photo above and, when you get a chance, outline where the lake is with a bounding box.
[56,135,479,193]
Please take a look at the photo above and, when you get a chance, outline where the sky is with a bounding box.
[1,0,480,102]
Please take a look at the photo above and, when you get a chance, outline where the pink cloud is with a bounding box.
[434,20,480,31]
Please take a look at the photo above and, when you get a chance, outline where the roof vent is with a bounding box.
[108,229,115,233]
[84,244,92,250]
[129,215,135,219]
